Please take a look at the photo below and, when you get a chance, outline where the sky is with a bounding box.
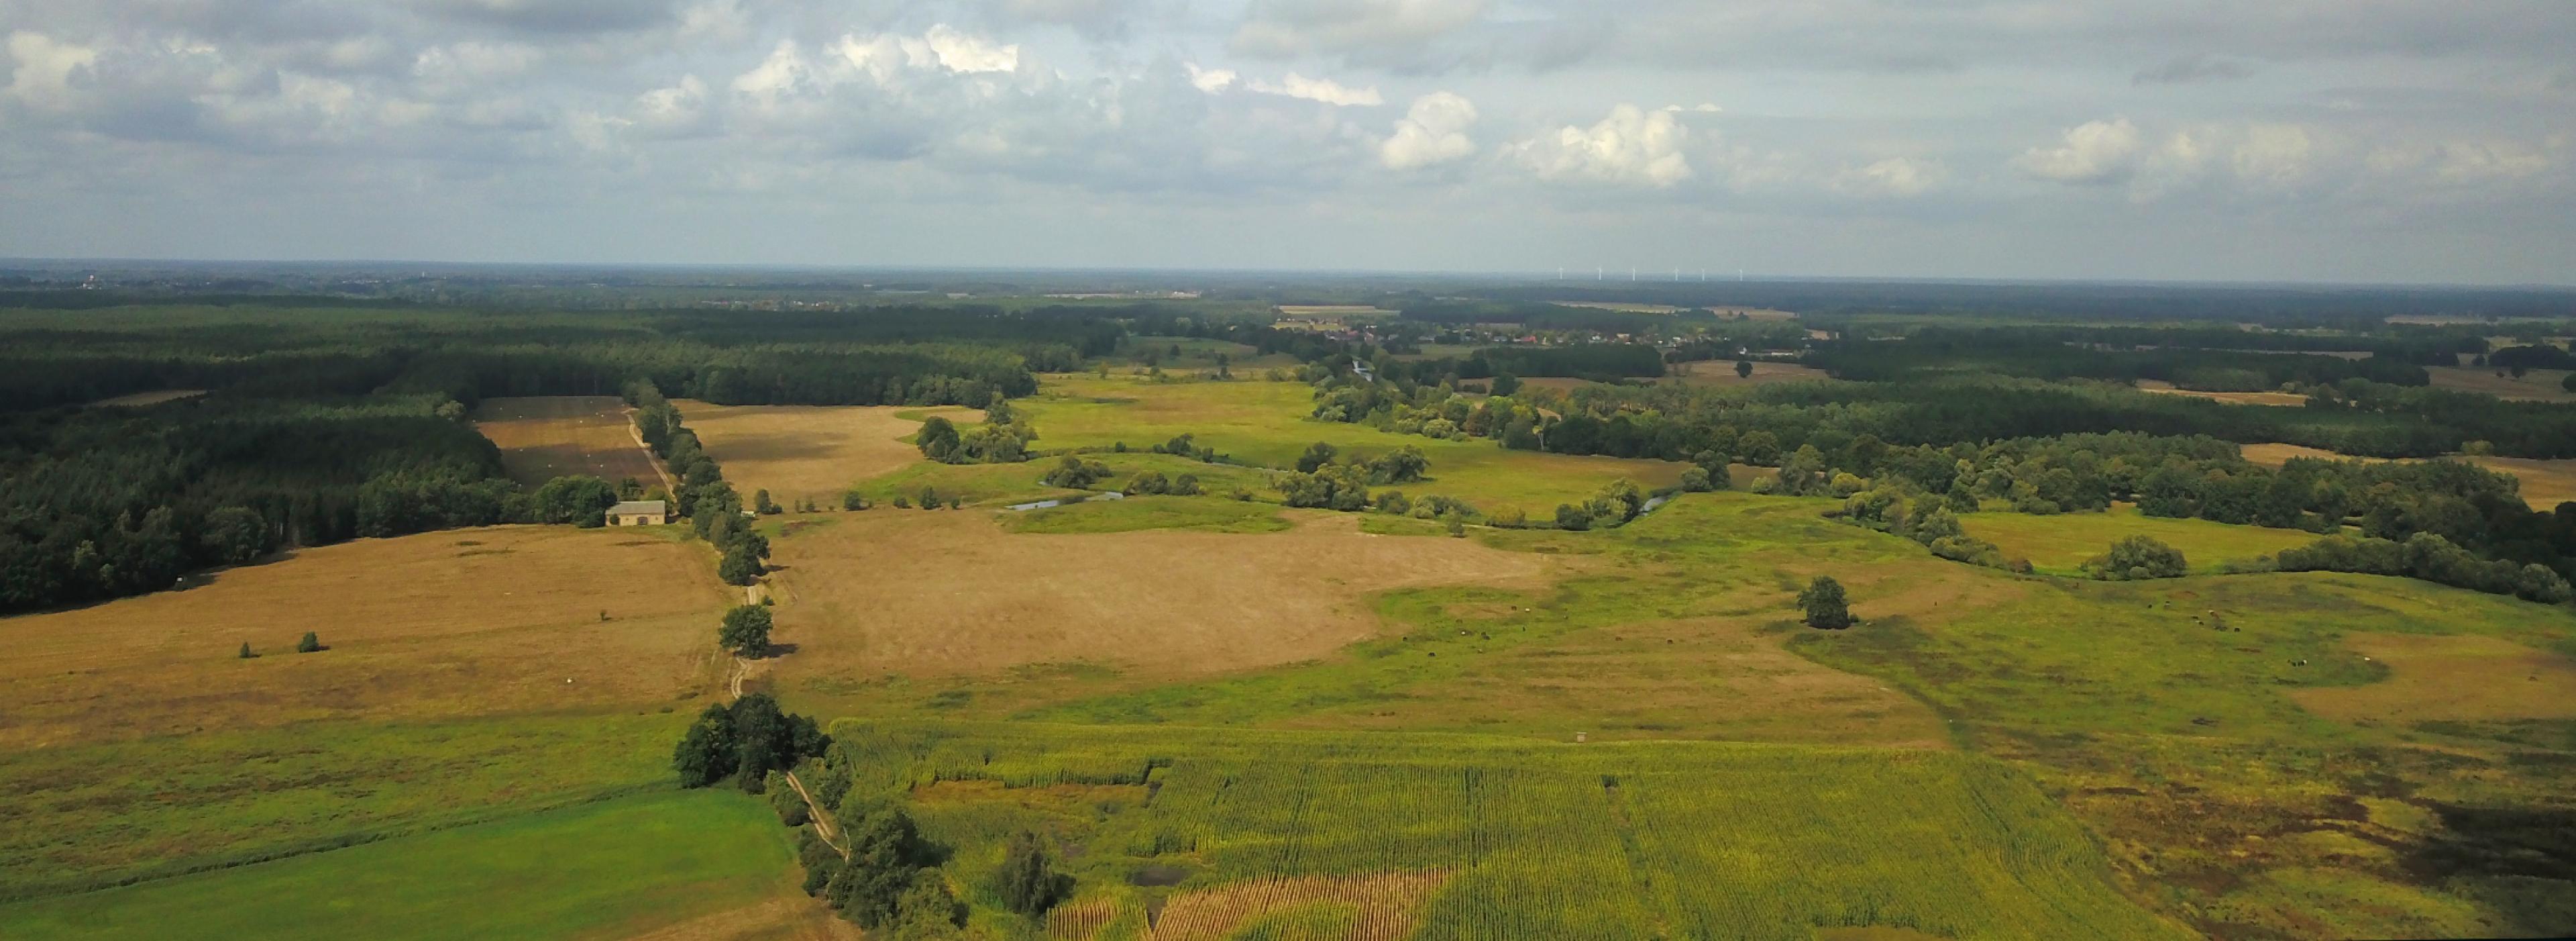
[1,0,2571,284]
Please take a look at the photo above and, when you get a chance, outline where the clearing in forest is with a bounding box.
[0,524,733,750]
[1961,506,2320,575]
[1663,360,1833,387]
[673,399,981,506]
[2134,380,2307,406]
[1016,375,1686,514]
[84,389,207,407]
[474,395,666,487]
[2425,365,2576,403]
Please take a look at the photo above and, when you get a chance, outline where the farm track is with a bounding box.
[729,653,846,860]
[623,409,680,495]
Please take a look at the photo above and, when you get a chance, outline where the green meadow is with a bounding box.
[1960,505,2323,575]
[0,790,796,941]
[829,720,2187,940]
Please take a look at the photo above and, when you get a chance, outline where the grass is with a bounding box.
[0,711,691,899]
[0,789,800,940]
[1016,374,1688,515]
[1958,505,2322,575]
[829,720,2184,940]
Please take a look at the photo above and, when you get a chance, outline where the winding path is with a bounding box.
[727,652,847,860]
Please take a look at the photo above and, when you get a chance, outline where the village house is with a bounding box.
[607,499,667,526]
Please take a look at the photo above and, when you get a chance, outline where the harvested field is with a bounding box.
[765,509,1560,688]
[2291,632,2576,725]
[1664,360,1833,387]
[673,399,979,505]
[2240,444,2576,509]
[474,396,667,487]
[2135,380,2306,406]
[0,525,732,749]
[1135,871,1447,941]
[2425,365,2576,403]
[2463,456,2576,508]
[1275,305,1395,317]
[85,389,206,407]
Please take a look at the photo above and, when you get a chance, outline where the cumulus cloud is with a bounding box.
[1379,91,1476,170]
[2014,118,2145,184]
[1504,103,1691,187]
[5,32,99,110]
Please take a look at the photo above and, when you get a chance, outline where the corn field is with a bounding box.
[825,721,2186,940]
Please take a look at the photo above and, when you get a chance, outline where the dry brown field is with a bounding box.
[1275,305,1396,317]
[763,510,1560,689]
[1664,360,1833,387]
[475,396,668,487]
[2290,632,2576,724]
[2240,444,2576,509]
[85,389,207,407]
[673,400,981,506]
[2134,380,2307,406]
[0,526,733,750]
[2424,365,2576,403]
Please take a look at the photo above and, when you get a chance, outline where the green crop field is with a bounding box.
[0,711,688,900]
[1960,505,2322,575]
[828,720,2186,940]
[0,790,798,941]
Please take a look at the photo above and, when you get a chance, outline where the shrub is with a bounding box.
[295,631,323,653]
[843,491,871,511]
[237,642,255,659]
[1798,577,1852,629]
[1680,466,1713,492]
[998,830,1071,916]
[2082,536,2187,581]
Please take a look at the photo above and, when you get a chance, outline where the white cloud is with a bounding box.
[1246,72,1382,107]
[2014,118,2144,184]
[1662,103,1721,113]
[5,32,99,110]
[1185,63,1237,93]
[920,24,1020,74]
[1504,103,1691,187]
[1835,156,1943,197]
[2229,123,2316,187]
[732,40,816,103]
[1380,91,1477,170]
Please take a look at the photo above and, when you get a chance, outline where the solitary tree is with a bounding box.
[1489,372,1521,397]
[296,631,323,652]
[1735,358,1755,379]
[1797,577,1853,629]
[237,641,255,659]
[719,605,773,656]
[754,489,782,515]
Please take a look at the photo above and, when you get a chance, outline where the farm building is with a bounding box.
[608,500,668,526]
